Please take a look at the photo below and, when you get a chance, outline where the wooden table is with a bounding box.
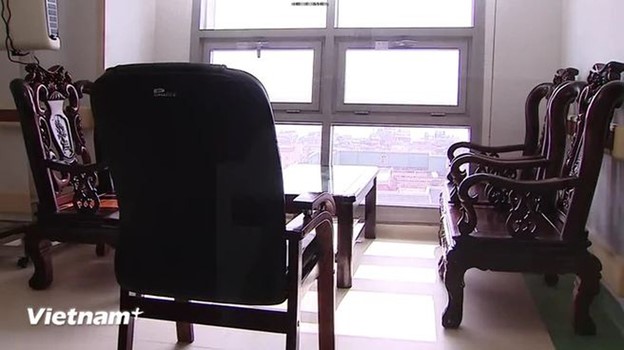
[283,165,378,288]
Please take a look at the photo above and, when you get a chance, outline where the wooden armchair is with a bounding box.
[90,63,336,350]
[9,64,118,289]
[447,62,624,205]
[447,67,579,165]
[438,73,624,336]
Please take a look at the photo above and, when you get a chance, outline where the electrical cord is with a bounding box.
[1,0,40,65]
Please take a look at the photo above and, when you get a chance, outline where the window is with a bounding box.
[205,41,322,110]
[344,49,460,106]
[336,0,474,28]
[333,126,470,206]
[275,124,322,168]
[211,49,316,103]
[337,42,467,113]
[201,0,327,29]
[192,0,485,211]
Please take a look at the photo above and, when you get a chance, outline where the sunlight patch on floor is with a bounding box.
[364,241,437,259]
[355,264,438,283]
[335,291,437,342]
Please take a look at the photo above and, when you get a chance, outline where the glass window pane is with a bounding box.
[344,49,460,106]
[337,0,473,28]
[276,124,322,168]
[332,126,470,207]
[211,49,315,103]
[203,0,327,29]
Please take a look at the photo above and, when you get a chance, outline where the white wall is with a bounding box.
[484,0,562,147]
[562,0,624,79]
[0,60,23,215]
[35,0,104,80]
[0,61,20,108]
[154,0,193,62]
[103,0,192,66]
[105,0,156,68]
[561,0,624,255]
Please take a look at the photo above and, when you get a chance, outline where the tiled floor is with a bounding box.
[0,233,563,350]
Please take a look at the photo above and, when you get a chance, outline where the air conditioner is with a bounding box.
[1,0,60,51]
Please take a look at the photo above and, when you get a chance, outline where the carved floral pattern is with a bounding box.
[505,190,546,239]
[70,172,101,215]
[25,64,100,215]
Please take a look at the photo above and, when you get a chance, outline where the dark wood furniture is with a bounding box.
[446,79,586,206]
[90,63,336,350]
[447,63,623,205]
[438,63,624,335]
[447,67,579,165]
[283,164,378,289]
[9,64,118,289]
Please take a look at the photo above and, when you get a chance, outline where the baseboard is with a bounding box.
[375,223,439,241]
[589,233,624,298]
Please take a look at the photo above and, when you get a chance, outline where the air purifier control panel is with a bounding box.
[46,0,59,39]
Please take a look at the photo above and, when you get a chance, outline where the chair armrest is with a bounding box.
[456,173,579,236]
[43,160,109,214]
[448,153,549,185]
[285,192,335,241]
[292,192,336,215]
[43,160,108,175]
[74,80,94,96]
[285,211,334,242]
[447,142,526,161]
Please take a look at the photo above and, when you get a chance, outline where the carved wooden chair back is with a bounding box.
[508,63,623,222]
[530,64,620,183]
[451,78,584,199]
[458,69,579,184]
[532,67,579,157]
[10,65,101,218]
[561,62,624,177]
[555,62,624,240]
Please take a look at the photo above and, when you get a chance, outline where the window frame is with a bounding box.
[335,39,468,114]
[204,40,323,111]
[190,0,486,218]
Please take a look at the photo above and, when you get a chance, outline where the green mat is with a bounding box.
[524,274,624,350]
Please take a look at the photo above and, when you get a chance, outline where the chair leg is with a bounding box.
[437,256,446,281]
[25,235,53,290]
[573,253,602,335]
[317,222,336,350]
[285,319,300,350]
[117,315,135,350]
[442,254,467,329]
[176,322,194,343]
[96,243,110,257]
[544,273,559,287]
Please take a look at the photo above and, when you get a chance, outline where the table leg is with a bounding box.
[365,178,377,239]
[336,201,354,289]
